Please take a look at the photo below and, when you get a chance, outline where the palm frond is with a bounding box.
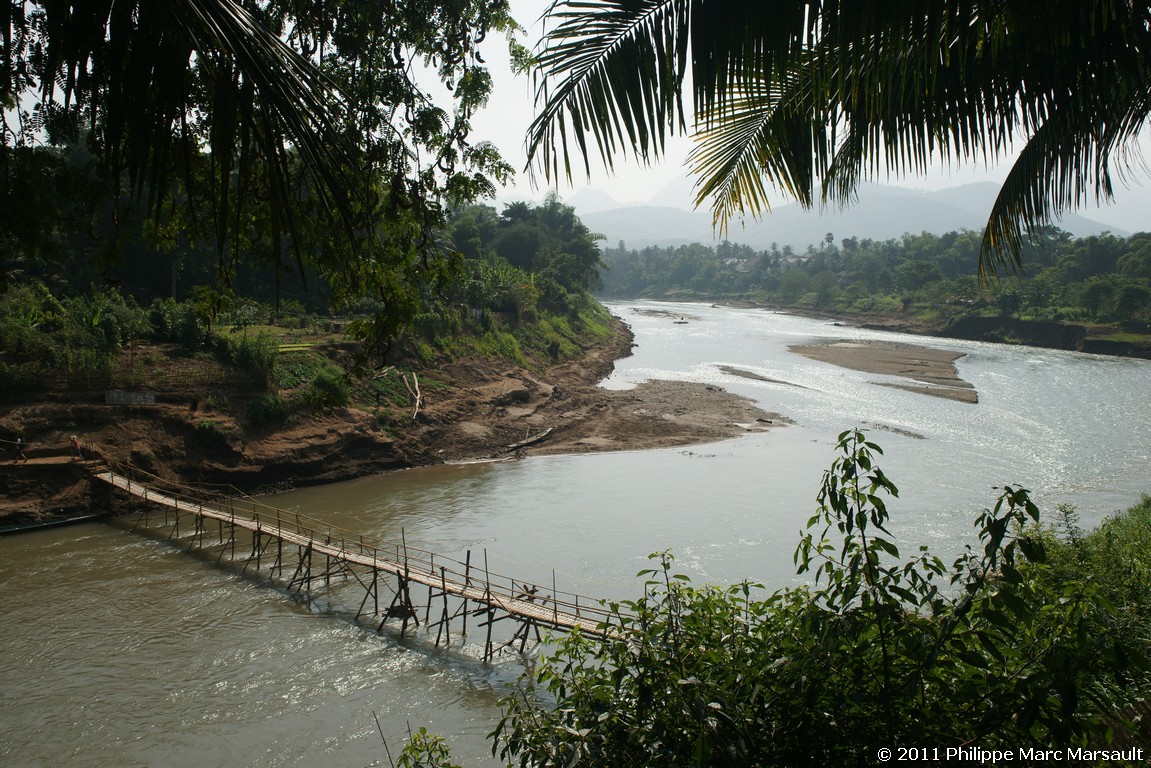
[527,0,691,184]
[532,0,1151,276]
[688,68,822,228]
[688,0,815,123]
[982,62,1151,279]
[23,0,361,247]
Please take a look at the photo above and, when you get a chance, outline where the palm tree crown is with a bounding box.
[528,0,1151,277]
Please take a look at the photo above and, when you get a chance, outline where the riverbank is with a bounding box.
[707,295,1151,361]
[1,301,1023,526]
[0,315,785,525]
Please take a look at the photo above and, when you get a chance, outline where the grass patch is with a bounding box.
[1088,330,1151,344]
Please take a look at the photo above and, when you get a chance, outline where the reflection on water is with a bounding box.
[3,301,1149,766]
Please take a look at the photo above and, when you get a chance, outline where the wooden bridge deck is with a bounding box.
[93,469,617,650]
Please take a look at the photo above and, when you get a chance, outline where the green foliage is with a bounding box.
[394,727,462,768]
[410,339,437,365]
[493,431,1145,766]
[0,279,151,371]
[411,307,463,342]
[1034,496,1151,635]
[303,367,351,413]
[0,281,64,357]
[2,1,523,357]
[275,361,318,390]
[233,333,279,374]
[423,285,613,371]
[149,298,206,349]
[367,374,414,410]
[247,393,295,428]
[447,197,606,306]
[599,229,1151,335]
[476,331,527,367]
[213,332,279,384]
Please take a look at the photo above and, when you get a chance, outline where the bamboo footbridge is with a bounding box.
[89,458,622,662]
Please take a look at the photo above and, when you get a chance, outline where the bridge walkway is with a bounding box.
[91,464,621,660]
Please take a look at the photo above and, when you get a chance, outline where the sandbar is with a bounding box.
[788,341,977,403]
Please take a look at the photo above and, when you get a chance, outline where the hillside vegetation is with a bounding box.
[0,195,621,517]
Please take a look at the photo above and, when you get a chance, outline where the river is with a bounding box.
[3,301,1149,767]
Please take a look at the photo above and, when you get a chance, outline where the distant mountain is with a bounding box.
[574,182,1128,251]
[564,187,623,214]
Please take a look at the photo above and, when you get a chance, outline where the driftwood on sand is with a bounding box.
[504,427,554,452]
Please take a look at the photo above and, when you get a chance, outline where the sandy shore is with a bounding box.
[489,336,975,458]
[526,379,791,456]
[788,340,977,403]
[0,321,976,524]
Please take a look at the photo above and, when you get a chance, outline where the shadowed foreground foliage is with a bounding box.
[475,431,1148,766]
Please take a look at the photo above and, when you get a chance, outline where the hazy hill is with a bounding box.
[572,182,1128,251]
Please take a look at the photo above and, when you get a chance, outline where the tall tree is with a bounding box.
[2,0,521,340]
[526,0,1151,277]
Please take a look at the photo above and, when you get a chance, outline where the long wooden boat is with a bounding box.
[0,511,112,536]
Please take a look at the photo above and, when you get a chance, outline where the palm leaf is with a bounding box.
[688,68,820,228]
[24,0,360,251]
[527,0,691,183]
[531,0,1151,276]
[982,61,1151,279]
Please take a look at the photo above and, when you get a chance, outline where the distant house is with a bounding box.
[723,258,755,273]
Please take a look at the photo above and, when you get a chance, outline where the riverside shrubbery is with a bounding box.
[477,431,1150,766]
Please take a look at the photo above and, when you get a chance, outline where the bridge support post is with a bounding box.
[462,550,471,637]
[356,570,379,621]
[434,567,450,647]
[288,543,313,594]
[378,573,419,636]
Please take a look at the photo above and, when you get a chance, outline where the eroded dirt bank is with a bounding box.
[0,318,785,524]
[1,313,985,526]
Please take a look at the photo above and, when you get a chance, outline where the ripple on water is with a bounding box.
[4,303,1150,767]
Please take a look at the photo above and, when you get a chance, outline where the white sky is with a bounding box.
[469,0,1150,232]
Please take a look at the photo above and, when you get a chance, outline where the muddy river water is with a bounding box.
[4,301,1149,767]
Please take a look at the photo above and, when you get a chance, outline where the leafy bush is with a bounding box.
[247,393,294,427]
[412,306,462,341]
[1035,498,1151,635]
[394,727,461,768]
[231,332,279,375]
[149,297,205,349]
[303,367,349,413]
[211,332,279,383]
[492,431,1146,766]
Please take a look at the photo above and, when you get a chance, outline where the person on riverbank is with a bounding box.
[12,435,27,463]
[70,434,83,461]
